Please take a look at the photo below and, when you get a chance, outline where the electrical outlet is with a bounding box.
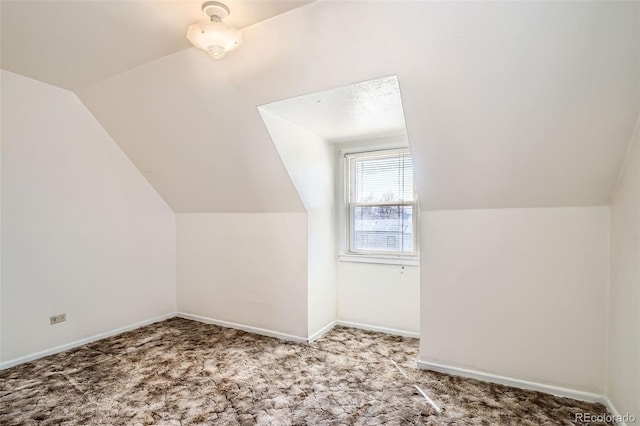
[50,313,66,325]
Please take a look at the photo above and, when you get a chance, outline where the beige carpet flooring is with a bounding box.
[0,318,612,425]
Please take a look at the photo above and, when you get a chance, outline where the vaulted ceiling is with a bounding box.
[0,0,313,90]
[2,1,638,212]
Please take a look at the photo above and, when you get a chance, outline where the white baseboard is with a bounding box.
[417,360,603,403]
[177,316,418,343]
[0,312,175,370]
[335,320,420,339]
[175,312,308,344]
[308,321,336,343]
[601,396,631,426]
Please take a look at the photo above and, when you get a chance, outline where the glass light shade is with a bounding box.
[186,21,242,59]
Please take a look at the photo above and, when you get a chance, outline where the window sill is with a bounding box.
[338,254,420,266]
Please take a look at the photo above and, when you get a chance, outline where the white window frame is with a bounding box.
[337,140,419,266]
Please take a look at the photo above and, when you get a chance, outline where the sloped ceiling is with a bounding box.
[3,1,639,212]
[0,0,313,90]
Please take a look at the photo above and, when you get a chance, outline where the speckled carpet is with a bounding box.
[0,317,611,425]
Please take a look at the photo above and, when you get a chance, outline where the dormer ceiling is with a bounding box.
[2,1,638,213]
[260,75,407,143]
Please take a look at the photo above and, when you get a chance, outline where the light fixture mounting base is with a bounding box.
[202,1,230,21]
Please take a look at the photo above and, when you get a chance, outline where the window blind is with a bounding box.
[346,148,417,256]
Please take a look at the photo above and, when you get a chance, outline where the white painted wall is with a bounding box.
[608,118,640,418]
[337,262,420,334]
[259,109,337,337]
[306,206,336,335]
[176,213,308,339]
[0,70,176,362]
[420,207,609,393]
[0,72,2,361]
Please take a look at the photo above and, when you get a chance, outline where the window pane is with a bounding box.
[346,148,418,256]
[352,152,414,203]
[351,205,415,254]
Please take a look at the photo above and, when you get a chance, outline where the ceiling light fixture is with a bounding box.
[186,1,242,60]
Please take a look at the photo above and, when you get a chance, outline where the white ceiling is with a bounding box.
[0,0,313,90]
[260,75,406,143]
[2,1,639,212]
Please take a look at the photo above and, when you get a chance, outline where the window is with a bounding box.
[345,148,418,257]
